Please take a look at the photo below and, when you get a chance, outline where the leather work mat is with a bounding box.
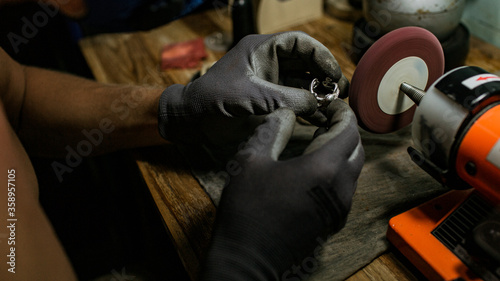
[183,121,447,280]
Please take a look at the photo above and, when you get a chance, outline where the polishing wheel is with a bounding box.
[349,27,445,134]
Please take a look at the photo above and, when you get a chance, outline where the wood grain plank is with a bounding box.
[467,36,500,73]
[347,253,418,281]
[79,9,231,87]
[134,145,216,281]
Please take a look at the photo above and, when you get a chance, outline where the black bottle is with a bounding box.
[231,0,256,49]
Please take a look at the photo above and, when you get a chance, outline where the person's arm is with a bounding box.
[0,47,166,157]
[0,99,78,280]
[0,46,162,280]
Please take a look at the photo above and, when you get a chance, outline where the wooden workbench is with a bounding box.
[79,7,500,281]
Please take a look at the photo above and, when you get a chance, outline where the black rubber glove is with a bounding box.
[201,99,364,280]
[158,31,349,147]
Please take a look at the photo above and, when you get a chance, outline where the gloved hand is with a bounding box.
[201,99,364,280]
[158,31,349,148]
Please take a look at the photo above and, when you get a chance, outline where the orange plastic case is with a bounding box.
[387,190,482,281]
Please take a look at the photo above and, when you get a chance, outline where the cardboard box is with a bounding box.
[254,0,323,34]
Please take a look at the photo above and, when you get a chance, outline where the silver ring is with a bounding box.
[310,78,340,107]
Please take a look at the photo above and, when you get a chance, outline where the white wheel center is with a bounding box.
[377,56,429,115]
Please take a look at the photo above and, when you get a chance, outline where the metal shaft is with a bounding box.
[400,82,426,105]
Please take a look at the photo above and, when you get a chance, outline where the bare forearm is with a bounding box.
[17,66,166,157]
[0,49,26,130]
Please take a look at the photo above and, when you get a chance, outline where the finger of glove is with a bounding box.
[235,108,296,162]
[270,31,342,81]
[278,59,348,99]
[295,73,349,125]
[304,99,361,160]
[221,32,340,117]
[251,79,318,117]
[196,59,318,117]
[237,32,339,80]
[304,110,328,127]
[338,74,350,99]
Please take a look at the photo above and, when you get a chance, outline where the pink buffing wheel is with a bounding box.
[349,27,445,133]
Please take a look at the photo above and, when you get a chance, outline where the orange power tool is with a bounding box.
[387,65,500,281]
[349,27,500,281]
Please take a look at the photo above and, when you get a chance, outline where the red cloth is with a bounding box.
[160,37,207,70]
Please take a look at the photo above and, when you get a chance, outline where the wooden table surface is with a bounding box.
[79,7,500,281]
